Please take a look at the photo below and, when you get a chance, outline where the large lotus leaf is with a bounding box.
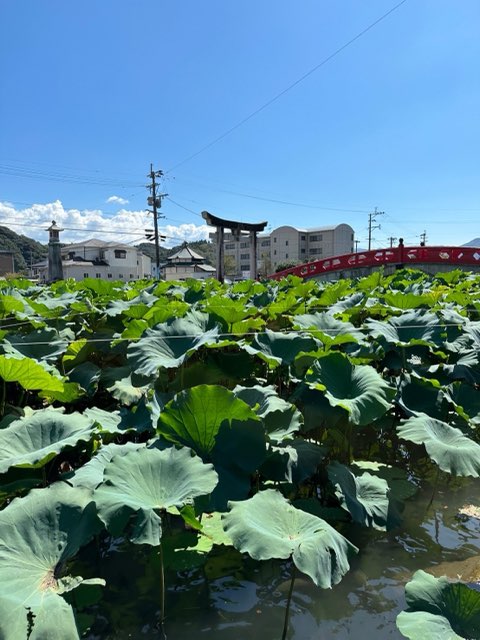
[396,570,480,639]
[397,375,451,420]
[0,354,64,392]
[83,407,122,433]
[0,410,95,473]
[447,382,480,426]
[366,311,442,347]
[68,361,101,396]
[291,384,347,431]
[430,351,480,385]
[2,328,70,362]
[233,384,303,442]
[208,418,267,511]
[0,482,103,640]
[94,446,218,545]
[292,312,364,346]
[222,489,357,588]
[327,461,390,530]
[66,442,144,489]
[107,373,150,405]
[127,317,220,375]
[260,440,325,483]
[398,414,480,477]
[157,385,259,457]
[205,295,257,327]
[242,329,319,367]
[305,352,395,426]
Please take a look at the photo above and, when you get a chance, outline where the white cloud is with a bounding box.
[106,195,129,205]
[0,200,210,248]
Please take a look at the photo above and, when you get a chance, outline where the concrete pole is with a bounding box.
[216,226,225,282]
[249,231,257,280]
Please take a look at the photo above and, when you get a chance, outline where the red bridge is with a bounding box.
[268,245,480,281]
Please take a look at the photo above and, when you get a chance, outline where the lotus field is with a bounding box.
[1,268,480,639]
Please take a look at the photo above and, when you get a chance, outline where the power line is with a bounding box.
[167,0,409,172]
[0,164,142,188]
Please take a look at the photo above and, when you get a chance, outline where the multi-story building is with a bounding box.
[162,243,216,281]
[31,239,152,282]
[217,223,355,277]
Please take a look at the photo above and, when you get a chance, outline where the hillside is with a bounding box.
[0,226,47,273]
[462,238,480,247]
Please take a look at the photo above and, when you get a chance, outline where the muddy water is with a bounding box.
[84,478,480,639]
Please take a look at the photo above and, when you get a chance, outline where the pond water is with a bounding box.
[82,477,480,639]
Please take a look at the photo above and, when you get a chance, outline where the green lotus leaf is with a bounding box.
[233,384,303,442]
[205,295,257,327]
[107,373,150,405]
[447,382,480,425]
[2,328,70,362]
[242,329,319,367]
[222,489,357,587]
[398,414,480,477]
[260,439,325,483]
[292,312,364,346]
[305,352,395,426]
[327,461,390,530]
[366,311,442,347]
[157,385,259,457]
[66,442,144,489]
[398,375,451,420]
[68,361,101,396]
[94,446,218,545]
[127,316,220,375]
[396,570,480,639]
[0,293,25,315]
[0,354,64,392]
[0,482,103,640]
[0,409,95,473]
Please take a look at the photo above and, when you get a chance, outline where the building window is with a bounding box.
[285,253,289,259]
[301,235,306,240]
[107,273,112,279]
[351,233,354,241]
[240,253,249,260]
[240,264,249,271]
[83,273,88,278]
[274,250,277,255]
[119,273,124,278]
[273,237,277,243]
[301,248,305,253]
[309,248,323,255]
[114,250,127,259]
[96,273,101,278]
[130,274,134,279]
[261,240,270,247]
[225,243,235,250]
[285,240,289,246]
[240,242,249,249]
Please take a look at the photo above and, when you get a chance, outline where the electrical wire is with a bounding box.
[167,0,409,172]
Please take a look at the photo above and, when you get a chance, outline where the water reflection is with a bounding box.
[82,478,480,639]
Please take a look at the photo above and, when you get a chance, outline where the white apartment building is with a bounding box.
[218,223,355,277]
[32,239,152,282]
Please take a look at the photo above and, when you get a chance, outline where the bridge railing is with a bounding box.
[267,245,480,280]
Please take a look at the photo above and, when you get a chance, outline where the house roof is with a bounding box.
[167,244,207,263]
[61,239,136,252]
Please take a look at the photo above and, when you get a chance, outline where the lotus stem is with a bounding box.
[426,466,440,511]
[281,562,296,640]
[159,541,167,639]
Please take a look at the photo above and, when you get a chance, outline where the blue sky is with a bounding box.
[0,0,479,247]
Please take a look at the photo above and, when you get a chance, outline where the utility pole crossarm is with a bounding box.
[368,207,385,251]
[147,164,168,277]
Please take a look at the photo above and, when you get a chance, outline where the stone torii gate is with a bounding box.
[202,211,268,282]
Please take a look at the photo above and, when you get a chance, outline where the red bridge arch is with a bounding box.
[268,245,480,280]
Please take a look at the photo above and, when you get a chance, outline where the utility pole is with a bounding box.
[146,164,168,277]
[368,207,385,251]
[388,236,397,248]
[419,230,427,246]
[354,240,360,253]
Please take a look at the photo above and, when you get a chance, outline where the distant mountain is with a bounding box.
[0,226,47,273]
[462,238,480,248]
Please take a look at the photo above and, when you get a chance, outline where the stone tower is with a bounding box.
[47,220,64,281]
